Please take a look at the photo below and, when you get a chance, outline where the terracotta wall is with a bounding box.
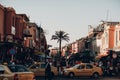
[109,25,115,48]
[4,7,16,35]
[0,4,4,41]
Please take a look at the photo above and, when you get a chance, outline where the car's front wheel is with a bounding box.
[92,72,99,78]
[68,72,74,78]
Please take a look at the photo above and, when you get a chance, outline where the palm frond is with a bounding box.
[51,30,70,42]
[51,35,58,40]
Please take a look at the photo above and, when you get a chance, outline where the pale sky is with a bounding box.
[0,0,120,48]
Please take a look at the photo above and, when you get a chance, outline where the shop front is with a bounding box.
[0,42,23,64]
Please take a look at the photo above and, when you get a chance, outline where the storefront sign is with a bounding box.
[12,26,16,35]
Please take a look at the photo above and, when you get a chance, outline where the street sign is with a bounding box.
[8,48,16,55]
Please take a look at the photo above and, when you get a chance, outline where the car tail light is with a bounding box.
[33,76,36,80]
[32,74,35,80]
[14,74,18,80]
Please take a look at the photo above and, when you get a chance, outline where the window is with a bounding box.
[8,65,29,72]
[31,64,40,69]
[119,31,120,40]
[116,31,118,45]
[29,39,33,48]
[41,63,46,68]
[105,32,108,45]
[12,16,15,27]
[78,65,85,69]
[86,64,93,69]
[0,66,4,74]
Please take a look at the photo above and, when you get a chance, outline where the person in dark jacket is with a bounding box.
[45,61,52,80]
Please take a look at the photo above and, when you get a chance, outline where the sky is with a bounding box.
[0,0,120,48]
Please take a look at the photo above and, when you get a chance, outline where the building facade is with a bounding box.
[101,22,119,52]
[0,4,47,63]
[4,7,16,42]
[113,23,120,52]
[0,4,4,41]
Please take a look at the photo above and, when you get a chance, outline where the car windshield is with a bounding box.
[8,65,30,72]
[41,63,46,68]
[0,66,4,71]
[71,64,80,68]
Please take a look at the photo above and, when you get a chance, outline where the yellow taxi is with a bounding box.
[28,62,58,77]
[0,64,35,80]
[63,63,103,78]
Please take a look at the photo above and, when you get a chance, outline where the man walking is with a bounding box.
[45,60,52,80]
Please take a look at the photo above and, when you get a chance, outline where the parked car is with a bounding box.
[63,63,103,78]
[0,64,35,80]
[28,62,58,77]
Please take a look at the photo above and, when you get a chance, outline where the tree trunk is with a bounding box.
[58,37,61,76]
[59,38,61,58]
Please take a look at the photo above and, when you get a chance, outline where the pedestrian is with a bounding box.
[45,60,52,80]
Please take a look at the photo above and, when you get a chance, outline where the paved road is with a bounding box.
[36,76,120,80]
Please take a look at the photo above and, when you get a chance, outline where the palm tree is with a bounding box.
[51,30,70,57]
[51,30,69,75]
